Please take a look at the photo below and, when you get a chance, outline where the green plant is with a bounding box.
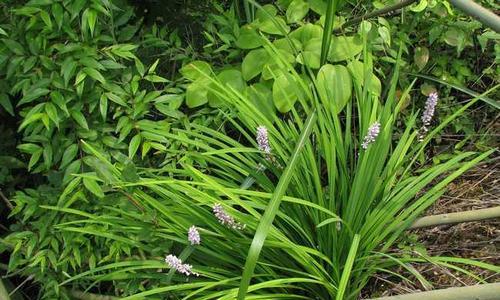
[0,0,181,180]
[1,1,498,299]
[48,31,498,298]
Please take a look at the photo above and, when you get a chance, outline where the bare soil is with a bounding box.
[365,160,500,298]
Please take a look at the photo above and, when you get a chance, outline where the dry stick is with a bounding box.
[368,282,500,300]
[333,0,418,34]
[0,189,13,210]
[409,206,500,229]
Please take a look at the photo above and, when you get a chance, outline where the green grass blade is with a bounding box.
[410,73,500,109]
[0,279,10,300]
[237,110,317,300]
[335,234,360,300]
[321,0,339,65]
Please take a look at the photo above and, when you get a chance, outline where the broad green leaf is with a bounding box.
[148,59,160,74]
[18,88,50,106]
[296,38,321,69]
[80,57,104,70]
[39,10,52,29]
[378,26,391,46]
[70,110,89,129]
[83,177,104,198]
[308,0,327,15]
[2,39,24,55]
[236,25,264,49]
[328,35,363,62]
[259,16,290,35]
[289,23,323,44]
[273,37,302,53]
[83,67,105,83]
[410,0,428,12]
[106,92,127,107]
[286,0,309,23]
[256,4,278,21]
[135,58,145,77]
[186,78,209,108]
[347,60,381,96]
[128,134,141,158]
[43,144,53,169]
[0,93,14,116]
[28,149,42,171]
[99,94,107,119]
[180,61,212,81]
[246,83,276,120]
[52,3,64,29]
[272,73,298,113]
[50,91,69,115]
[17,143,42,154]
[44,102,59,127]
[414,46,429,70]
[316,64,352,113]
[144,75,168,83]
[61,59,78,86]
[208,69,246,107]
[18,113,44,131]
[74,71,87,86]
[26,0,52,5]
[61,144,78,169]
[242,49,269,81]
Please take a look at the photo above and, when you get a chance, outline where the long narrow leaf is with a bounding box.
[237,110,317,299]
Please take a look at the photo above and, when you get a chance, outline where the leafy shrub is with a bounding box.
[1,0,498,299]
[44,31,498,299]
[0,0,177,179]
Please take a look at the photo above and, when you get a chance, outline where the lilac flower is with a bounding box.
[165,254,198,276]
[418,92,439,141]
[188,225,201,245]
[361,121,381,149]
[213,203,245,230]
[256,126,271,155]
[422,92,439,127]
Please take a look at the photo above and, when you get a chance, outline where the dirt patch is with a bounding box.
[365,160,500,298]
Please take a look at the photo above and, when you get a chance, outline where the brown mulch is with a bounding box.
[364,160,500,298]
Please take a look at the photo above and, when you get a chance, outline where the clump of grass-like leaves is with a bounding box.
[54,35,498,300]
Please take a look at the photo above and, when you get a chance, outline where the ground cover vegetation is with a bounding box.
[0,0,498,299]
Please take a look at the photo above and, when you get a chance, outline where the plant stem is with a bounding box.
[0,189,13,210]
[368,282,500,300]
[333,0,418,33]
[0,279,10,300]
[448,0,500,33]
[409,206,500,229]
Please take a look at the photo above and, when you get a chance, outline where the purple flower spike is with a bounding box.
[361,121,381,149]
[188,225,201,245]
[256,126,271,155]
[213,203,245,230]
[422,92,439,127]
[165,254,198,276]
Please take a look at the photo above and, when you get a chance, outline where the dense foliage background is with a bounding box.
[0,0,498,299]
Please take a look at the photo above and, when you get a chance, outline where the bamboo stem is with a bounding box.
[368,282,500,300]
[448,0,500,33]
[409,206,500,229]
[334,0,500,34]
